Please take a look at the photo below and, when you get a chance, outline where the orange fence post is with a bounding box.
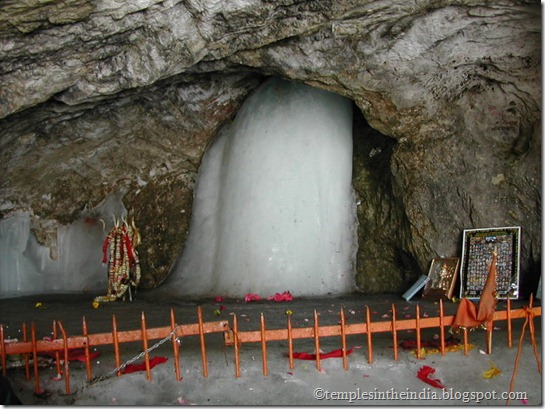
[486,324,493,355]
[197,307,208,378]
[313,310,321,371]
[170,309,182,381]
[340,308,348,370]
[112,315,121,376]
[141,312,151,381]
[415,304,422,359]
[463,328,469,355]
[365,306,373,364]
[287,314,294,370]
[507,295,512,348]
[31,322,41,395]
[22,323,30,381]
[53,320,62,378]
[260,313,268,376]
[233,314,241,378]
[439,300,445,356]
[82,317,92,381]
[391,304,398,361]
[57,321,71,395]
[527,295,542,375]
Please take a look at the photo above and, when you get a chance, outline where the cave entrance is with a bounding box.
[166,77,358,297]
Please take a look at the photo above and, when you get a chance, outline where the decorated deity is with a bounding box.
[94,217,141,303]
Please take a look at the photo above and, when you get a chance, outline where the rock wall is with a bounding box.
[0,0,541,295]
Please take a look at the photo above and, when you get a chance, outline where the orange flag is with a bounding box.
[452,250,498,331]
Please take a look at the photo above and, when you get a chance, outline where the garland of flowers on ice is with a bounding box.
[94,217,141,303]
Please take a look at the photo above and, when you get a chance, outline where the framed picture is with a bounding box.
[422,258,460,300]
[459,226,521,299]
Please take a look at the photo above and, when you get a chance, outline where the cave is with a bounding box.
[0,1,540,300]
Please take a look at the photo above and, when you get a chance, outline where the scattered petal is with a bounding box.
[381,314,389,318]
[267,291,293,302]
[521,399,528,405]
[285,310,293,316]
[214,296,224,303]
[244,293,261,302]
[482,361,501,379]
[92,301,100,309]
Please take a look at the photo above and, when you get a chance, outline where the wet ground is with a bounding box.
[0,291,542,405]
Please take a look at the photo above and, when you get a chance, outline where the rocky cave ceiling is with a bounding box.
[0,0,541,294]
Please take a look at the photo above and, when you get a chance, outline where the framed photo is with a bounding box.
[422,258,459,300]
[459,226,521,299]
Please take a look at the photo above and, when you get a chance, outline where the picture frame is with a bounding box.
[459,226,521,300]
[422,257,460,300]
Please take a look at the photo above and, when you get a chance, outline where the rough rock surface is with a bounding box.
[0,1,541,294]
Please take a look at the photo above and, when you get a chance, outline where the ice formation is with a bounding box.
[0,191,127,298]
[166,77,358,297]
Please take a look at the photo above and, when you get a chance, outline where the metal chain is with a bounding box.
[87,325,180,386]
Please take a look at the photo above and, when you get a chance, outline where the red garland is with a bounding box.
[102,236,110,263]
[122,230,135,267]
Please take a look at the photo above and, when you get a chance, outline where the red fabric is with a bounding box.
[290,348,354,360]
[120,356,168,374]
[417,365,445,389]
[452,252,498,331]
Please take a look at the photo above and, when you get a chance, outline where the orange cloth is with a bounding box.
[452,252,497,331]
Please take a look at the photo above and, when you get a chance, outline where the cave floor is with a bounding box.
[0,291,541,406]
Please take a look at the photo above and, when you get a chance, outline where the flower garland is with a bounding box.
[94,218,141,303]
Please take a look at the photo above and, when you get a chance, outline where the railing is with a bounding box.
[0,298,541,397]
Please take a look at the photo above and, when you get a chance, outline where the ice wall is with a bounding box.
[166,78,358,297]
[0,191,127,298]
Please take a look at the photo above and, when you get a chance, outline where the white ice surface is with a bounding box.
[0,191,127,298]
[167,78,358,297]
